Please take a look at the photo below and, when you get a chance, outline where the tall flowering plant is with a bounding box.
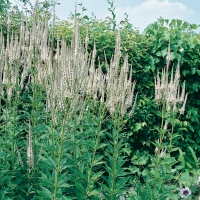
[129,42,191,200]
[154,42,188,148]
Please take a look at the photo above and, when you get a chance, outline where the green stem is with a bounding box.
[84,116,104,198]
[53,113,67,200]
[159,102,165,146]
[32,44,37,186]
[153,156,160,196]
[27,170,31,200]
[169,112,175,147]
[51,117,56,160]
[109,116,121,199]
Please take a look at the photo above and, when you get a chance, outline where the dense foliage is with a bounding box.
[0,1,200,199]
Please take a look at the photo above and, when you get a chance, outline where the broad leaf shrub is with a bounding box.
[144,18,200,155]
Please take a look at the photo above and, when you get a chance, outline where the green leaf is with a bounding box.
[178,149,185,167]
[39,173,53,187]
[41,156,57,169]
[133,123,142,132]
[191,68,196,75]
[41,187,53,199]
[83,15,89,20]
[161,48,167,57]
[190,23,197,29]
[75,182,85,193]
[90,171,104,182]
[59,183,71,188]
[0,175,13,186]
[192,82,199,92]
[186,162,193,169]
[115,177,129,191]
[182,69,190,76]
[151,65,155,71]
[156,52,162,57]
[116,159,126,171]
[93,156,105,166]
[165,19,169,24]
[88,190,100,196]
[99,182,110,193]
[182,22,189,30]
[188,146,198,164]
[177,19,182,27]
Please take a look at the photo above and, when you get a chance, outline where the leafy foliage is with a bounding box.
[0,1,200,199]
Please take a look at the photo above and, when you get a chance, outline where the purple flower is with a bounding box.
[180,187,191,198]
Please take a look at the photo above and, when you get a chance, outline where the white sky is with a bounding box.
[10,0,200,33]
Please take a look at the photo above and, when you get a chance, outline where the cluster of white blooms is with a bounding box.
[105,31,137,118]
[47,26,137,118]
[1,8,138,119]
[155,43,188,115]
